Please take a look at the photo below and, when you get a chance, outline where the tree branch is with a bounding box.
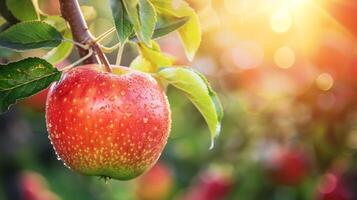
[59,0,111,72]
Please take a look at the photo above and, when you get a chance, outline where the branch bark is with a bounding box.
[59,0,111,72]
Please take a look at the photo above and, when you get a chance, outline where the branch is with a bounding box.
[59,0,111,72]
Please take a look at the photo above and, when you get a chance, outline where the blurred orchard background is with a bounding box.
[1,0,357,199]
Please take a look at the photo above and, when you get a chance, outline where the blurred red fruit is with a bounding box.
[317,172,352,200]
[136,163,173,200]
[265,147,310,186]
[20,171,59,200]
[180,169,233,200]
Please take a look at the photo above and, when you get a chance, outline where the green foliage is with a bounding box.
[110,0,133,43]
[43,15,67,32]
[110,0,200,59]
[0,21,63,51]
[122,0,157,46]
[137,0,157,45]
[130,40,174,72]
[152,15,189,39]
[150,0,201,60]
[43,30,73,65]
[6,0,39,21]
[157,67,223,148]
[0,57,61,112]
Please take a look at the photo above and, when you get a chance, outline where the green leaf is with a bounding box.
[130,56,155,73]
[123,0,157,46]
[131,41,174,72]
[43,30,73,65]
[43,15,67,32]
[138,0,157,44]
[153,16,189,39]
[110,0,133,43]
[0,21,63,51]
[0,57,61,113]
[150,0,201,60]
[6,0,39,21]
[157,67,223,149]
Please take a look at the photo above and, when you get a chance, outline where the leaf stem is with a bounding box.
[116,42,126,66]
[99,43,121,53]
[59,48,94,72]
[59,0,112,72]
[94,27,116,43]
[63,38,89,50]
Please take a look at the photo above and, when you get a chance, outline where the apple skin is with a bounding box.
[136,163,173,200]
[46,65,171,180]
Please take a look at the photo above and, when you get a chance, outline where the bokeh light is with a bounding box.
[270,9,293,33]
[231,41,264,69]
[1,0,357,199]
[316,73,334,91]
[274,46,296,69]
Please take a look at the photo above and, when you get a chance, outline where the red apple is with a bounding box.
[136,163,173,200]
[20,171,59,200]
[46,65,171,180]
[317,172,352,200]
[180,169,233,200]
[264,147,310,186]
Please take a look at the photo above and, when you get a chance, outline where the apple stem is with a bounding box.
[59,0,112,73]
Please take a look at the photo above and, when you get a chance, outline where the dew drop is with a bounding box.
[120,91,126,96]
[143,117,148,123]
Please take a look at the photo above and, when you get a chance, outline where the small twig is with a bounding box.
[59,48,94,72]
[63,38,89,50]
[99,43,121,53]
[94,27,116,43]
[59,0,111,72]
[116,42,126,66]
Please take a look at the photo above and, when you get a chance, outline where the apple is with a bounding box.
[317,172,352,200]
[264,147,310,186]
[19,171,59,200]
[180,169,233,200]
[45,65,171,180]
[135,163,173,200]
